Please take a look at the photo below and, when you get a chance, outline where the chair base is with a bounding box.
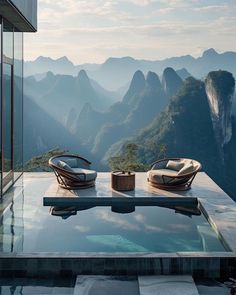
[58,180,95,190]
[148,180,191,191]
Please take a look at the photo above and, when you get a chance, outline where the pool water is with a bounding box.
[0,184,226,253]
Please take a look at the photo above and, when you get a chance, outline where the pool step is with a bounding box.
[73,275,199,295]
[138,275,199,295]
[73,275,140,295]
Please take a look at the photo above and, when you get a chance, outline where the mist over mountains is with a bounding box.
[24,69,120,130]
[25,48,236,90]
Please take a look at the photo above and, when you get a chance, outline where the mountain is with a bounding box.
[90,78,121,102]
[25,56,100,77]
[74,71,147,148]
[75,68,183,162]
[162,67,184,98]
[122,70,146,105]
[25,49,236,90]
[24,70,118,129]
[24,95,82,161]
[94,57,148,91]
[118,71,236,199]
[135,77,219,169]
[233,95,236,116]
[25,56,77,76]
[124,71,166,130]
[205,71,235,150]
[24,94,106,169]
[176,68,192,80]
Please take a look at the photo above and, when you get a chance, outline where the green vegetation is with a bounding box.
[108,143,147,171]
[135,77,219,169]
[108,142,167,171]
[24,148,65,172]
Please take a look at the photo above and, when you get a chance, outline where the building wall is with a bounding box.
[10,0,37,30]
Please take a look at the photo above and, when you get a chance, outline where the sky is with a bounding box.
[24,0,236,64]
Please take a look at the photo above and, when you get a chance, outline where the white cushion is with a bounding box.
[166,160,185,171]
[178,163,194,175]
[147,169,178,184]
[73,168,97,181]
[58,160,74,172]
[64,158,78,168]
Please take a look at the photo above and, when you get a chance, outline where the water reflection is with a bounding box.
[111,205,135,214]
[50,203,201,219]
[0,187,24,252]
[50,205,94,219]
[0,183,225,253]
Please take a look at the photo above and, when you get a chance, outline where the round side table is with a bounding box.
[111,171,135,191]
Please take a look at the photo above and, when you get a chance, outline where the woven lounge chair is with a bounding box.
[147,158,201,191]
[49,154,97,189]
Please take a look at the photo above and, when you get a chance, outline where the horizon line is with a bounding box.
[24,47,233,66]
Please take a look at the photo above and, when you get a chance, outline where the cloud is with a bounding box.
[75,225,91,233]
[127,0,156,6]
[134,213,146,223]
[96,209,141,231]
[39,0,118,17]
[24,0,236,63]
[158,7,175,14]
[193,4,236,12]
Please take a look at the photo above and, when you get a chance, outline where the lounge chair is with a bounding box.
[49,154,97,189]
[147,158,201,190]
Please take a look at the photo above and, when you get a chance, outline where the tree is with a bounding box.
[24,148,66,172]
[108,143,147,171]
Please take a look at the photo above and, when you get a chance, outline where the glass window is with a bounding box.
[0,20,2,194]
[3,20,13,63]
[13,31,23,180]
[3,63,13,177]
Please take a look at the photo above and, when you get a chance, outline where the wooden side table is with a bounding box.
[111,171,135,191]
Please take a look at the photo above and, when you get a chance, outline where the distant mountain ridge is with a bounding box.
[25,48,236,90]
[24,70,119,131]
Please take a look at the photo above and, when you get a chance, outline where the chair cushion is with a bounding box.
[178,163,194,176]
[166,160,185,171]
[73,168,97,182]
[58,160,74,172]
[64,158,78,168]
[147,169,178,184]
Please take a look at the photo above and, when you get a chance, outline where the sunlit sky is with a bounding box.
[24,0,236,64]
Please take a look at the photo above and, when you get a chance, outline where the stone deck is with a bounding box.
[43,172,198,207]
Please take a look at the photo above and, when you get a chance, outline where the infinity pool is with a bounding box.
[0,185,226,253]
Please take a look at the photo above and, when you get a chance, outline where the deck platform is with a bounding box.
[43,172,198,207]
